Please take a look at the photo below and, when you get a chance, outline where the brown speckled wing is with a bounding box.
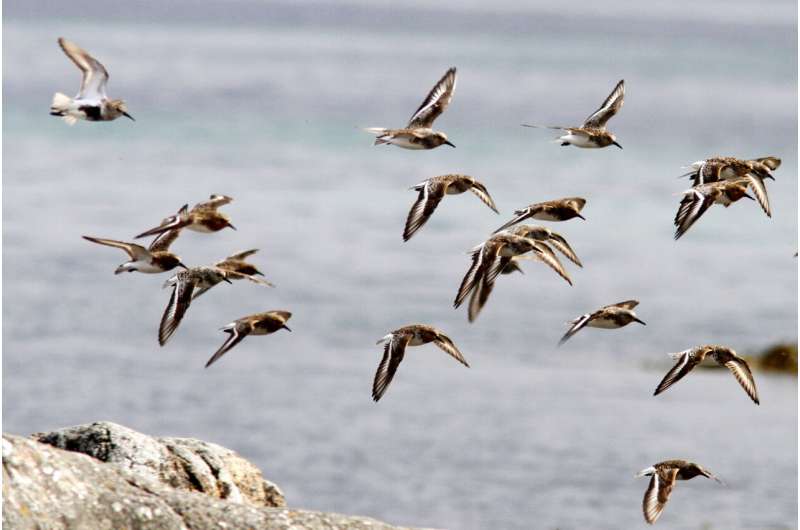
[403,179,446,241]
[407,67,457,129]
[583,79,624,129]
[372,334,410,401]
[643,468,678,524]
[158,273,195,346]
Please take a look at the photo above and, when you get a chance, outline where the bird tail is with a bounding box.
[363,128,391,145]
[50,92,77,125]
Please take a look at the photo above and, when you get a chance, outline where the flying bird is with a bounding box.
[365,67,457,150]
[653,345,759,404]
[83,229,186,274]
[159,267,232,346]
[214,249,275,287]
[681,156,780,186]
[136,195,236,239]
[205,311,292,368]
[50,37,134,124]
[403,174,498,241]
[372,324,469,401]
[636,460,723,525]
[558,300,645,346]
[494,197,586,234]
[522,80,624,149]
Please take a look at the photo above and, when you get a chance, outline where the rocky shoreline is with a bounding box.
[2,421,428,530]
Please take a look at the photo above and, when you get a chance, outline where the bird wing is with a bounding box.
[372,333,410,401]
[454,246,487,308]
[433,333,470,367]
[158,273,195,346]
[193,194,233,211]
[653,349,701,396]
[558,313,592,346]
[148,229,182,252]
[468,181,499,213]
[224,270,276,287]
[531,243,572,285]
[493,206,535,234]
[82,236,149,260]
[713,350,760,404]
[403,179,446,241]
[224,249,259,260]
[674,187,714,240]
[58,38,109,100]
[583,79,624,129]
[205,322,249,368]
[643,467,678,525]
[545,232,582,267]
[744,175,771,217]
[609,300,639,310]
[407,67,457,129]
[467,273,497,323]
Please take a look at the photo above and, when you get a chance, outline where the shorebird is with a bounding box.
[50,38,134,125]
[403,174,498,241]
[205,311,292,368]
[372,324,469,401]
[653,345,759,404]
[83,229,186,274]
[673,177,770,240]
[503,225,582,267]
[681,156,780,186]
[364,67,457,150]
[159,267,232,346]
[494,197,586,233]
[135,195,236,239]
[455,234,571,322]
[522,80,624,149]
[214,249,275,287]
[558,300,645,346]
[635,460,723,525]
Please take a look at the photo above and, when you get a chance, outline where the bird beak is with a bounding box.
[123,112,135,121]
[634,317,647,326]
[576,213,586,221]
[612,141,623,149]
[228,224,237,231]
[444,140,456,148]
[743,192,755,201]
[177,262,189,270]
[223,276,233,284]
[282,324,292,332]
[135,226,166,239]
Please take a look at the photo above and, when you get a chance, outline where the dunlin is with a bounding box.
[522,80,624,149]
[83,229,186,274]
[653,345,759,404]
[50,38,133,125]
[159,266,232,346]
[205,311,292,368]
[136,195,236,239]
[494,197,586,233]
[404,174,498,241]
[214,249,275,287]
[372,324,469,401]
[364,67,457,150]
[558,300,645,346]
[673,177,769,240]
[504,224,582,267]
[635,460,723,525]
[682,156,780,186]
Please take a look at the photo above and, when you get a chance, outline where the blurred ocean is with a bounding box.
[3,1,797,529]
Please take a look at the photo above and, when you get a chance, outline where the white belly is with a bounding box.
[132,260,163,273]
[587,318,622,329]
[187,224,214,233]
[531,212,562,221]
[388,136,426,150]
[560,133,599,148]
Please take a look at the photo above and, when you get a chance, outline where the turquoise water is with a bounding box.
[3,2,797,528]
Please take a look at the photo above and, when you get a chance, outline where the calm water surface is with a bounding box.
[3,2,797,529]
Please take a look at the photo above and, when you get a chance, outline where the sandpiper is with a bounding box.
[522,80,624,149]
[653,345,759,404]
[636,460,723,525]
[682,156,780,186]
[214,249,275,287]
[135,195,236,239]
[364,67,457,150]
[83,229,186,274]
[159,266,232,346]
[673,177,769,240]
[372,324,469,401]
[404,174,498,241]
[50,38,134,125]
[558,300,645,346]
[503,224,582,267]
[205,311,292,368]
[494,197,586,233]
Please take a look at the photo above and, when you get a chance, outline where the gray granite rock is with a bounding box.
[3,424,428,530]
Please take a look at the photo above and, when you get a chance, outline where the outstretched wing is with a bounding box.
[433,333,470,367]
[403,179,446,241]
[545,232,582,267]
[224,249,259,261]
[744,175,771,218]
[531,243,572,285]
[205,322,249,368]
[608,300,639,310]
[58,37,109,100]
[454,246,487,308]
[674,188,714,240]
[372,334,410,401]
[148,228,182,252]
[713,350,760,405]
[642,468,679,525]
[653,349,700,396]
[583,79,624,129]
[193,194,233,211]
[407,67,457,129]
[82,236,149,261]
[493,206,535,234]
[468,181,499,213]
[558,313,591,346]
[158,273,195,346]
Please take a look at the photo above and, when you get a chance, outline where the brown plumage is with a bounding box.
[83,229,186,274]
[372,324,469,401]
[214,249,274,287]
[654,344,759,404]
[135,195,236,239]
[636,460,723,525]
[205,311,292,368]
[558,300,645,346]
[404,174,498,241]
[494,197,586,233]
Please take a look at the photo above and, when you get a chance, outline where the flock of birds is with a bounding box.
[51,36,780,525]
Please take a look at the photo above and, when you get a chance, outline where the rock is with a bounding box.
[32,421,285,508]
[3,424,427,530]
